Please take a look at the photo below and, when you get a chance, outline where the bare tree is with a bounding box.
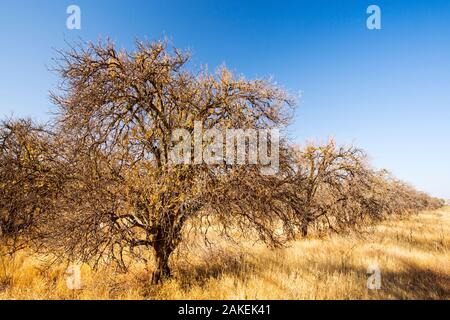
[287,140,370,236]
[47,39,296,283]
[0,119,63,252]
[287,140,443,237]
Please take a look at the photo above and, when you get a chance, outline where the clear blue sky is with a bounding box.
[0,0,449,198]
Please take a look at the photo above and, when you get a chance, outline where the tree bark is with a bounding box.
[301,223,308,237]
[151,243,173,285]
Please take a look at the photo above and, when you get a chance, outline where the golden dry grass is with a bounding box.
[1,207,449,300]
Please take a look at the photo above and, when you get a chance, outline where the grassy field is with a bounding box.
[1,207,449,300]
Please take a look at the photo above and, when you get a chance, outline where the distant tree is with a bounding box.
[288,140,371,236]
[289,141,444,237]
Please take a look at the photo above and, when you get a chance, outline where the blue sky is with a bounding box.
[0,0,449,198]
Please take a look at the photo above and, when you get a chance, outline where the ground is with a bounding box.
[1,207,449,300]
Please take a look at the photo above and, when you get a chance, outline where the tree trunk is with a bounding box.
[151,244,173,285]
[301,223,308,237]
[150,215,185,285]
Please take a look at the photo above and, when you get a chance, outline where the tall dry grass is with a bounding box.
[1,207,449,300]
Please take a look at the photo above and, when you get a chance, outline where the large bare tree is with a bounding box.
[48,40,297,283]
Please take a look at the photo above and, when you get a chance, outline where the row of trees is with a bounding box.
[0,40,443,284]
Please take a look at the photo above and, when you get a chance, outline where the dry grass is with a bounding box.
[1,207,449,300]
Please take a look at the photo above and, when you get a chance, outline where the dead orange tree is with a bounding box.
[47,40,298,283]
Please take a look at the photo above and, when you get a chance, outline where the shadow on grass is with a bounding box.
[175,250,257,290]
[172,247,449,299]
